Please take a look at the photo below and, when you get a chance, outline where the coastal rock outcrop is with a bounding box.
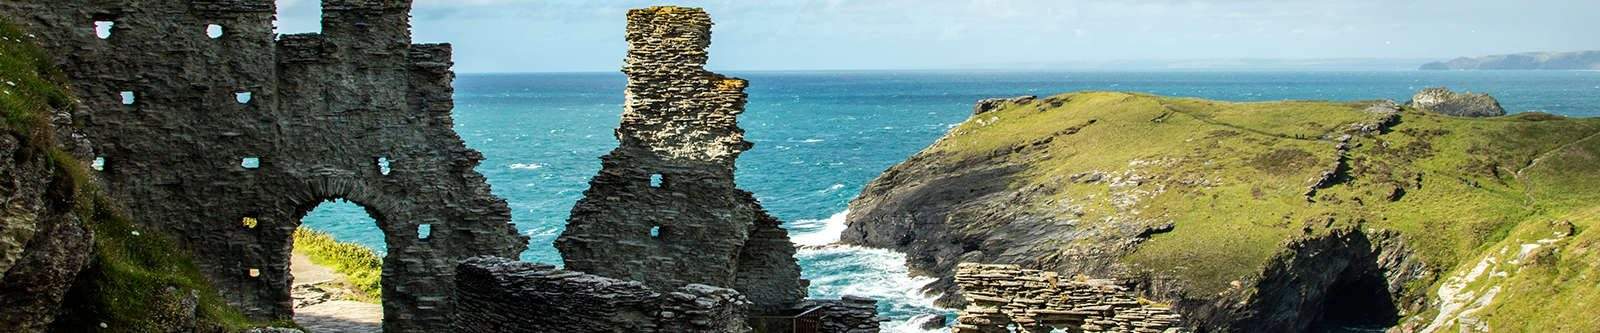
[556,6,807,313]
[973,96,1036,115]
[0,0,529,330]
[1407,87,1506,117]
[842,91,1600,331]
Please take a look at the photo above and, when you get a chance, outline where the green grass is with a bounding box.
[293,228,383,302]
[933,91,1600,328]
[3,18,285,331]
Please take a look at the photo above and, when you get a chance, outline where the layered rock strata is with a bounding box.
[555,6,806,313]
[452,256,750,333]
[952,264,1186,333]
[0,1,527,331]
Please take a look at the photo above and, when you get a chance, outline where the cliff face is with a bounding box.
[1420,50,1600,70]
[841,91,1600,332]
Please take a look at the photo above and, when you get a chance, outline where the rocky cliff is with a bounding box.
[841,91,1600,332]
[1420,50,1600,70]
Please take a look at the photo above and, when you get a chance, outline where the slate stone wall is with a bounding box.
[0,1,528,331]
[453,256,750,333]
[555,6,807,313]
[953,263,1187,333]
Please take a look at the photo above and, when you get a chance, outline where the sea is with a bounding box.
[300,70,1600,331]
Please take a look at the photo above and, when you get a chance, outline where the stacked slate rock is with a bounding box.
[1407,87,1506,117]
[812,296,883,333]
[452,256,751,333]
[951,263,1187,333]
[555,5,807,314]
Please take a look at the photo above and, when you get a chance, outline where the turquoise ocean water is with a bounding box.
[302,70,1600,331]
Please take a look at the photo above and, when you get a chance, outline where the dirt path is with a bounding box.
[291,252,382,333]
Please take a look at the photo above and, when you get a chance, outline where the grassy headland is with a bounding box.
[921,91,1600,330]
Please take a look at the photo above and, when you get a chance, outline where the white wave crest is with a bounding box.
[790,210,850,246]
[508,163,544,170]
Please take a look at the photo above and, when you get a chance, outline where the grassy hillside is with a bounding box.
[293,227,383,302]
[928,91,1600,330]
[2,19,285,331]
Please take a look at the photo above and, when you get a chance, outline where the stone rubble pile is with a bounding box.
[952,263,1187,333]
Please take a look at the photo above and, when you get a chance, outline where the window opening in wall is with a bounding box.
[120,91,135,105]
[94,21,114,39]
[650,225,662,238]
[235,91,252,104]
[417,224,431,240]
[274,1,322,34]
[206,24,224,39]
[377,157,392,175]
[248,268,260,278]
[91,156,105,171]
[242,217,259,229]
[241,157,260,169]
[649,173,664,188]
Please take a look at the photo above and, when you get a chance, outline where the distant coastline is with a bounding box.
[1422,50,1600,70]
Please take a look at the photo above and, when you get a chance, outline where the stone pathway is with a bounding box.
[291,253,382,333]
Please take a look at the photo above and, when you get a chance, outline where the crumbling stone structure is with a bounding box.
[453,256,750,333]
[555,6,807,313]
[0,1,528,331]
[952,263,1187,333]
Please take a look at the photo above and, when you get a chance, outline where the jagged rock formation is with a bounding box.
[951,264,1185,333]
[1420,50,1600,70]
[0,1,527,331]
[1406,87,1506,118]
[452,256,750,333]
[555,6,806,313]
[0,52,94,332]
[841,91,1600,332]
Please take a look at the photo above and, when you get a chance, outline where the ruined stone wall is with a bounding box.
[953,263,1186,333]
[453,256,750,333]
[0,1,528,331]
[555,6,806,313]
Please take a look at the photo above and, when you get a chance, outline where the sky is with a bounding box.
[274,0,1600,73]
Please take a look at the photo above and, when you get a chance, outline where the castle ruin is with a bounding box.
[0,0,528,331]
[555,6,809,313]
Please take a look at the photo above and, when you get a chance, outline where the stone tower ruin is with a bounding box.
[555,6,808,313]
[0,0,528,331]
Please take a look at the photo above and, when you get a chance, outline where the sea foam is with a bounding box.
[789,211,953,332]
